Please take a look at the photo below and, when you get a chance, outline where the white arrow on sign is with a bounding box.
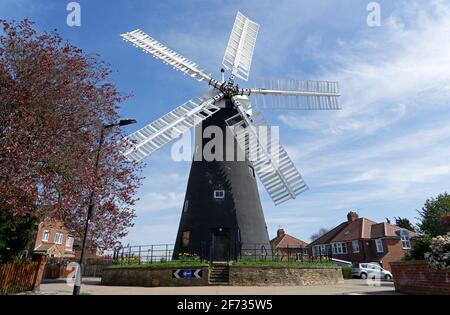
[173,269,181,279]
[194,269,202,279]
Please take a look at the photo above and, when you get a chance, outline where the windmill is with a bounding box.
[120,11,341,261]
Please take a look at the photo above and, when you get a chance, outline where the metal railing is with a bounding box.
[237,243,331,263]
[111,244,176,264]
[110,243,333,265]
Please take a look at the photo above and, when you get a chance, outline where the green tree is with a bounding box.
[417,193,450,237]
[0,210,37,263]
[404,236,433,261]
[394,217,416,232]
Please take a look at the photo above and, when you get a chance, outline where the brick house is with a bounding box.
[72,240,103,260]
[308,212,417,271]
[270,229,308,261]
[33,220,75,258]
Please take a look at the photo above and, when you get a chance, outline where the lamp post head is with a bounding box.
[104,119,137,129]
[119,119,137,126]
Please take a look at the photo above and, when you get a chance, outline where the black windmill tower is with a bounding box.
[121,12,341,261]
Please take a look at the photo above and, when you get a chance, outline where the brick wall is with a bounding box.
[391,261,450,295]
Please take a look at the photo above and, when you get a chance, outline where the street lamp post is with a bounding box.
[73,119,136,295]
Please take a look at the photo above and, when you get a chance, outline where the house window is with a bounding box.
[181,231,191,247]
[352,240,360,253]
[320,245,326,256]
[375,239,384,253]
[313,245,324,256]
[332,242,348,255]
[42,230,50,242]
[400,230,411,249]
[54,233,63,244]
[66,236,74,249]
[214,190,225,199]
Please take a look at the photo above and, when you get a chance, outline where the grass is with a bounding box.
[108,259,208,269]
[233,259,338,268]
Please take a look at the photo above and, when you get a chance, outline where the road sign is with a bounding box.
[172,269,203,279]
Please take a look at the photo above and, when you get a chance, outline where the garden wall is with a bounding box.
[391,261,450,295]
[229,266,344,286]
[101,266,209,287]
[101,265,344,287]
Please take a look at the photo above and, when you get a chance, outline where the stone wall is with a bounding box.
[229,266,344,286]
[102,265,344,287]
[391,261,450,295]
[101,266,209,287]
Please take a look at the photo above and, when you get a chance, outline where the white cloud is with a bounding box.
[258,1,450,241]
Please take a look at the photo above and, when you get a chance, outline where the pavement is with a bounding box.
[23,278,401,295]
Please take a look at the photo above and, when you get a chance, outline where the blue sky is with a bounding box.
[2,0,450,245]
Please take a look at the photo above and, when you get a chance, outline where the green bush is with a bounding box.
[404,236,433,261]
[341,266,353,279]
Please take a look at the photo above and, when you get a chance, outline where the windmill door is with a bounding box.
[212,232,230,262]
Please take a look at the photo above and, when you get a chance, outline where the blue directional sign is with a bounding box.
[172,269,203,279]
[182,269,192,279]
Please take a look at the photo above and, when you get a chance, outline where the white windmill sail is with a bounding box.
[121,29,213,83]
[251,79,341,110]
[123,94,224,163]
[226,98,309,205]
[222,11,259,82]
[121,10,341,206]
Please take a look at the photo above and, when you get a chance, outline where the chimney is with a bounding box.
[277,229,285,238]
[347,211,359,222]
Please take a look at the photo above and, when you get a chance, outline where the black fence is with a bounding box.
[237,243,332,263]
[112,244,176,264]
[111,243,333,265]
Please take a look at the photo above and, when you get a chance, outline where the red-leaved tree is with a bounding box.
[0,19,142,250]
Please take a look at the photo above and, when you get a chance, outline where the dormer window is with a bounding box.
[399,230,411,249]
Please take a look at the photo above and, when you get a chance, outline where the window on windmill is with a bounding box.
[248,165,255,177]
[183,200,189,213]
[181,231,191,247]
[214,190,225,199]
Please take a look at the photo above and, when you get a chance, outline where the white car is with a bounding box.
[352,263,393,280]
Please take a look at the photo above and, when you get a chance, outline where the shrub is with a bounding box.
[425,234,450,270]
[341,266,353,279]
[177,252,199,261]
[404,236,432,261]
